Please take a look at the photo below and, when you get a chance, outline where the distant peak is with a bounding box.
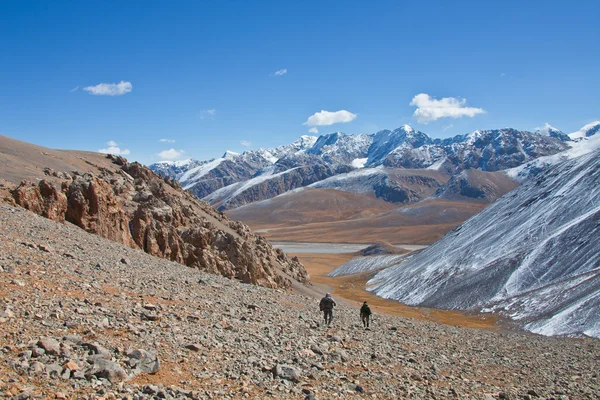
[569,121,600,140]
[535,122,561,136]
[401,124,414,132]
[222,150,239,159]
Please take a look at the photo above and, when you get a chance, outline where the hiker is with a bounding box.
[319,293,336,326]
[360,301,372,328]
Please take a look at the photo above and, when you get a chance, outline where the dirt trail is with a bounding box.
[293,252,501,330]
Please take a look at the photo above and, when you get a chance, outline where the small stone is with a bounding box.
[127,349,160,374]
[37,337,61,356]
[142,312,159,321]
[332,348,349,362]
[87,359,127,383]
[63,334,83,345]
[82,342,111,359]
[31,347,46,357]
[64,361,79,371]
[120,257,131,265]
[29,361,45,374]
[185,344,202,352]
[274,364,302,382]
[37,244,53,253]
[310,344,324,355]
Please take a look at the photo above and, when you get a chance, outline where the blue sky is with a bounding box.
[1,0,599,164]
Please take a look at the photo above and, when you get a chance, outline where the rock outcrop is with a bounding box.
[11,180,68,223]
[9,155,307,289]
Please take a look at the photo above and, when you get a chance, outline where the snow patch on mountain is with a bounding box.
[351,158,368,168]
[569,121,600,140]
[309,167,386,194]
[505,131,600,182]
[181,157,227,189]
[427,157,447,170]
[329,254,410,277]
[203,166,301,206]
[154,159,194,168]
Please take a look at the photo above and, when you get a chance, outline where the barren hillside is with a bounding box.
[0,134,307,289]
[1,204,599,399]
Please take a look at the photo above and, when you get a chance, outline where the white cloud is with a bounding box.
[200,109,216,119]
[500,73,506,77]
[272,68,287,76]
[98,141,130,155]
[442,124,454,132]
[303,110,358,127]
[159,138,176,143]
[308,127,319,134]
[240,140,252,147]
[158,149,185,160]
[83,81,133,96]
[410,93,485,124]
[70,86,79,92]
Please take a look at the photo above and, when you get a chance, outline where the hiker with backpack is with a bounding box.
[360,301,372,328]
[319,293,336,326]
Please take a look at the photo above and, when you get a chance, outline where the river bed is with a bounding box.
[272,241,427,254]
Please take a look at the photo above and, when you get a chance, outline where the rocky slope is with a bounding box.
[1,204,599,399]
[366,148,600,338]
[0,135,307,289]
[204,158,352,210]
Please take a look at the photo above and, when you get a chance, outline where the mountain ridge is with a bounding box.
[150,125,583,212]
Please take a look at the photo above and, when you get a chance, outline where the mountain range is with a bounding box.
[150,123,598,243]
[151,125,580,208]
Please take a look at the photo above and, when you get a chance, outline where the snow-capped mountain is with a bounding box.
[569,121,600,140]
[507,125,600,182]
[535,123,572,142]
[306,132,372,165]
[435,128,570,172]
[366,148,600,338]
[149,123,590,210]
[150,159,202,180]
[366,125,433,166]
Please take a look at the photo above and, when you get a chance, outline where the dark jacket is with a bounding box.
[360,304,372,317]
[320,296,336,311]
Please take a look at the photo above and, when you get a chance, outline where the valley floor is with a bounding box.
[293,253,501,330]
[1,205,599,399]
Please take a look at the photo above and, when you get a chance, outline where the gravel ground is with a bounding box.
[1,204,599,399]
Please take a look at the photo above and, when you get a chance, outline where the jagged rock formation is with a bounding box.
[6,153,307,289]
